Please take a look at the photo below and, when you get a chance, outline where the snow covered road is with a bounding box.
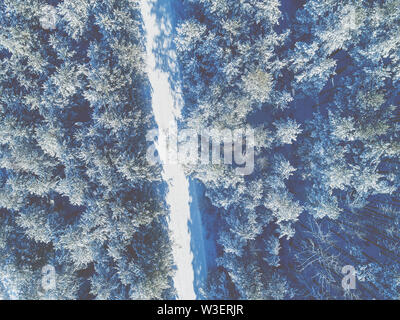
[139,0,206,300]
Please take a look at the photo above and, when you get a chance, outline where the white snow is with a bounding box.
[139,0,197,300]
[0,270,19,300]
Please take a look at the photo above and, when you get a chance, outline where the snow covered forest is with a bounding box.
[0,0,399,300]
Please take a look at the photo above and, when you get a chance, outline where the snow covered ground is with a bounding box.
[0,270,19,300]
[188,179,209,299]
[139,0,207,300]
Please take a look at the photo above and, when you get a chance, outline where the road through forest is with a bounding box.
[139,0,207,300]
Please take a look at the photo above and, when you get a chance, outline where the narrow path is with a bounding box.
[139,0,205,300]
[188,179,209,299]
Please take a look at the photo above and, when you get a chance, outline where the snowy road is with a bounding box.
[139,0,206,300]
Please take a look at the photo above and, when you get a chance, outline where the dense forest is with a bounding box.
[0,0,399,300]
[176,0,400,299]
[0,0,174,299]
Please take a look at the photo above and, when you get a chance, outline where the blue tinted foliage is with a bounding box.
[0,0,399,300]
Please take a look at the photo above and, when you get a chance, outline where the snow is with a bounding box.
[188,179,208,298]
[0,271,19,300]
[139,0,206,300]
